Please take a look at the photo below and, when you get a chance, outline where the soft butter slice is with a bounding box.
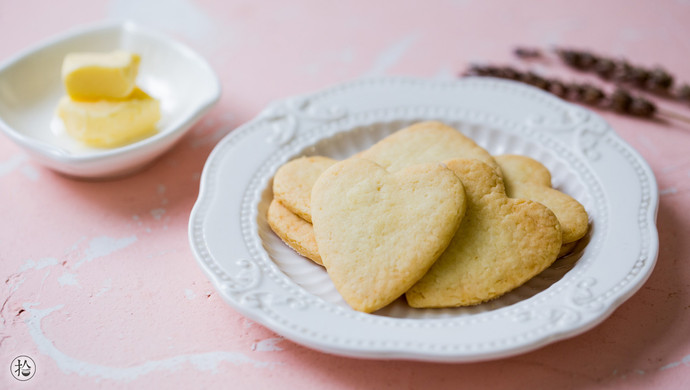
[58,88,160,148]
[62,50,141,100]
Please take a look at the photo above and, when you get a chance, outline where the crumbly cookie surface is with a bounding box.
[275,121,498,223]
[273,156,336,223]
[496,154,589,244]
[311,158,466,313]
[558,240,578,258]
[406,159,562,308]
[358,121,501,174]
[267,199,322,265]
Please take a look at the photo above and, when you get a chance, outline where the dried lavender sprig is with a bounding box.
[463,64,656,117]
[555,47,673,91]
[514,46,690,102]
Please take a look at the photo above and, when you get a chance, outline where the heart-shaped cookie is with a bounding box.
[269,153,584,268]
[311,158,466,313]
[495,154,588,244]
[273,156,336,223]
[267,199,322,265]
[357,120,500,174]
[273,121,497,220]
[406,159,562,308]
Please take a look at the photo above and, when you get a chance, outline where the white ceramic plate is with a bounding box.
[189,77,659,362]
[0,21,220,178]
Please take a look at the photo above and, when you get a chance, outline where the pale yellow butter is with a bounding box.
[62,50,141,100]
[58,88,161,148]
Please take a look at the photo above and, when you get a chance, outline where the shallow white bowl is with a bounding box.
[0,21,221,179]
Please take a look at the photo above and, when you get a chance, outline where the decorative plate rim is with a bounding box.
[188,76,659,362]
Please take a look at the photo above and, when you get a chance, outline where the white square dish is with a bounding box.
[0,21,221,178]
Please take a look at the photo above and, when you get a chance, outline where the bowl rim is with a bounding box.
[0,20,222,164]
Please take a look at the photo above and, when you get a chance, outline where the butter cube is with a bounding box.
[58,88,161,148]
[62,50,141,100]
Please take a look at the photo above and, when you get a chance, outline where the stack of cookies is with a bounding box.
[267,121,588,313]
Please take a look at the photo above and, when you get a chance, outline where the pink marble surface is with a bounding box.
[1,0,690,388]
